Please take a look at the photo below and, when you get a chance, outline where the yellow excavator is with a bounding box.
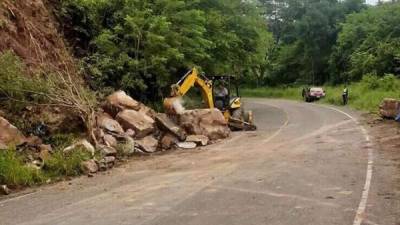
[163,68,256,131]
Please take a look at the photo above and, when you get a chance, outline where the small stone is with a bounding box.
[63,139,95,156]
[81,160,98,174]
[186,135,209,146]
[98,156,116,170]
[1,185,10,195]
[176,142,197,149]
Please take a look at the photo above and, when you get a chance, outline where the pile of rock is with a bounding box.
[0,90,232,187]
[0,116,54,170]
[379,98,400,119]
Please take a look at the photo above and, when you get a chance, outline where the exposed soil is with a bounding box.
[0,0,75,74]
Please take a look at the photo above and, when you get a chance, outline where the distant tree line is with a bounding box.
[260,0,400,86]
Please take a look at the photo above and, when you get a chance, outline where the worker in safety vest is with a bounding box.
[342,86,349,105]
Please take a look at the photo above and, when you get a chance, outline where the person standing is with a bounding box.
[342,86,349,105]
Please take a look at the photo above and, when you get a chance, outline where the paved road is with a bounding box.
[0,99,398,225]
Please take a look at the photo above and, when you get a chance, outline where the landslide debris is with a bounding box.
[0,90,231,195]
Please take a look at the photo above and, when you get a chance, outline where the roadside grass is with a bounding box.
[242,74,400,113]
[0,148,47,187]
[43,149,92,178]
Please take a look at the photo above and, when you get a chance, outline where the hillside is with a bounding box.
[0,0,74,73]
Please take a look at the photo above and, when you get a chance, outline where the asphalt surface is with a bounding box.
[0,99,398,225]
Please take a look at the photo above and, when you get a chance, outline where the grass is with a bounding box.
[242,74,400,113]
[0,138,92,187]
[43,148,92,178]
[0,148,47,187]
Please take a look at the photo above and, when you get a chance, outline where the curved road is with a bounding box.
[0,99,398,225]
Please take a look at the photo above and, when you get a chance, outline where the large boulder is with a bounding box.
[155,113,186,141]
[139,103,157,119]
[178,109,230,141]
[97,113,124,134]
[379,98,400,119]
[0,116,26,149]
[136,136,159,153]
[116,110,155,138]
[103,91,141,117]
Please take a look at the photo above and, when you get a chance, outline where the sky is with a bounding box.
[366,0,391,5]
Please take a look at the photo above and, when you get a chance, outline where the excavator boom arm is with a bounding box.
[173,68,214,108]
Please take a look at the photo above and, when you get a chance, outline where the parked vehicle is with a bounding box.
[302,87,326,102]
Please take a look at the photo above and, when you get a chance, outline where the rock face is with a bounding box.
[103,91,141,116]
[379,98,400,119]
[156,113,186,141]
[116,110,155,138]
[179,109,230,140]
[98,114,124,134]
[136,136,158,153]
[0,116,26,149]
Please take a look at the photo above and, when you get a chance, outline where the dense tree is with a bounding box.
[260,0,366,85]
[330,2,400,83]
[57,0,272,101]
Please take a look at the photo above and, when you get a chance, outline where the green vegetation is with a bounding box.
[331,3,400,83]
[0,149,47,187]
[0,51,48,112]
[56,0,273,102]
[243,74,400,113]
[0,147,92,187]
[44,150,92,177]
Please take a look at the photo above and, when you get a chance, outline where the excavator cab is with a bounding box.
[211,75,256,131]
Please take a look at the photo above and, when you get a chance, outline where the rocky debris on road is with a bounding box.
[379,98,400,119]
[63,139,96,156]
[81,159,98,175]
[0,116,27,149]
[136,136,159,153]
[116,110,155,138]
[155,113,186,141]
[0,185,10,195]
[0,90,234,193]
[103,91,141,117]
[176,142,197,149]
[179,109,230,140]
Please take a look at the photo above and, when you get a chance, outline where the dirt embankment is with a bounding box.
[0,0,74,73]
